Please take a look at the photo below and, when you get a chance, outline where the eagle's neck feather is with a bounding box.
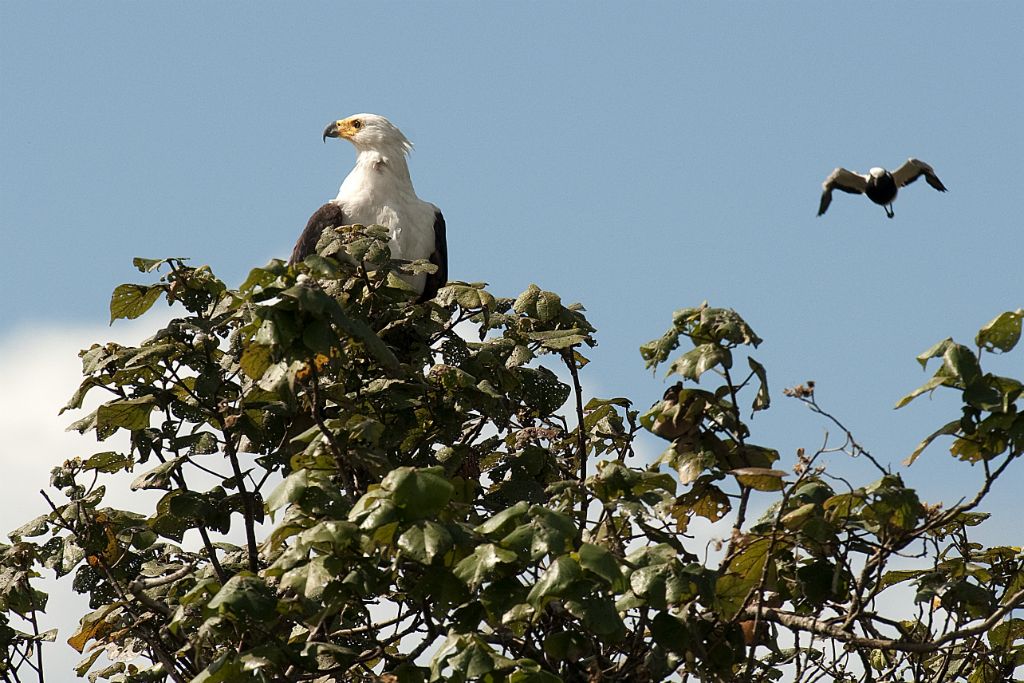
[337,148,416,203]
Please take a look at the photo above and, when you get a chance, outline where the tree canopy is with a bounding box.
[1,224,1022,682]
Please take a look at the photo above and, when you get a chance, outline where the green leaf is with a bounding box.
[207,573,277,621]
[895,375,948,409]
[669,344,731,381]
[780,503,817,531]
[526,555,583,605]
[797,559,840,606]
[903,419,959,465]
[476,501,530,537]
[650,611,690,654]
[977,309,1023,353]
[109,283,163,323]
[96,395,157,432]
[130,457,184,491]
[191,654,244,683]
[513,284,541,314]
[61,377,104,414]
[564,595,626,640]
[578,543,625,591]
[9,514,49,540]
[627,560,700,610]
[535,290,562,322]
[432,281,489,310]
[916,337,954,369]
[265,469,310,513]
[397,521,454,564]
[717,537,778,619]
[385,467,454,517]
[988,617,1024,649]
[693,306,762,347]
[944,343,982,386]
[529,508,576,558]
[543,631,591,662]
[302,318,336,354]
[82,451,133,473]
[731,467,787,492]
[527,328,591,350]
[239,264,287,293]
[748,356,770,411]
[966,663,1002,683]
[397,258,439,276]
[132,257,168,273]
[440,634,515,679]
[74,649,104,678]
[454,544,519,589]
[240,343,274,380]
[878,569,926,590]
[280,283,400,373]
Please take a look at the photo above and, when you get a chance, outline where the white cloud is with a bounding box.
[0,317,175,675]
[0,320,156,522]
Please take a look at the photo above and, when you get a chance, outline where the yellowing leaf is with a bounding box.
[109,283,163,324]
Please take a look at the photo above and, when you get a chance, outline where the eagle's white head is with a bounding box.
[868,167,887,178]
[323,113,413,157]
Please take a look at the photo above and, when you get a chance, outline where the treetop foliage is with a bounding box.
[1,224,1022,682]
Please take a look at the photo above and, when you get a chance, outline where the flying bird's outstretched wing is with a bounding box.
[818,167,868,216]
[419,210,448,303]
[291,202,347,264]
[892,158,947,192]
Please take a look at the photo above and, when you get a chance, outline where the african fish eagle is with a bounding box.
[818,158,947,218]
[291,114,447,302]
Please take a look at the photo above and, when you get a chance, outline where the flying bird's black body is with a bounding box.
[863,172,898,209]
[818,158,947,218]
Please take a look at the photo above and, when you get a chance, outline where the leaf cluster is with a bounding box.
[1,231,1023,682]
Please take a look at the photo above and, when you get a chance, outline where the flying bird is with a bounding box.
[291,114,447,302]
[817,159,947,218]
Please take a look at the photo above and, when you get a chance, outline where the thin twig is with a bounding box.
[562,348,589,530]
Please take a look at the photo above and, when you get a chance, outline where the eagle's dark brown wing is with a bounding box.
[418,210,448,303]
[290,202,347,264]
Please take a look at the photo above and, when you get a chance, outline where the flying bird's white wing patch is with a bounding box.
[892,158,947,192]
[818,167,868,216]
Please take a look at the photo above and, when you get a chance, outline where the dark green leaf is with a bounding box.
[385,467,454,517]
[207,573,277,621]
[454,544,519,589]
[397,521,454,564]
[578,543,625,591]
[526,555,583,605]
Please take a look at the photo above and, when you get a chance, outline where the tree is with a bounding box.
[1,224,1022,682]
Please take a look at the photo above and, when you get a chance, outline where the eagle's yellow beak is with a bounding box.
[322,118,359,143]
[322,120,342,143]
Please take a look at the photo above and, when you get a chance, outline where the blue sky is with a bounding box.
[3,0,1022,512]
[1,1,1022,668]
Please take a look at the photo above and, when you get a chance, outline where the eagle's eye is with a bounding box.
[351,120,362,130]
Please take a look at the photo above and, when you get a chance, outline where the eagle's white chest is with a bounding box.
[335,155,437,291]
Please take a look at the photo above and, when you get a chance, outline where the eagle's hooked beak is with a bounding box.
[323,120,342,143]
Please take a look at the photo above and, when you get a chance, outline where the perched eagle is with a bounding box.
[291,114,447,302]
[818,159,947,218]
